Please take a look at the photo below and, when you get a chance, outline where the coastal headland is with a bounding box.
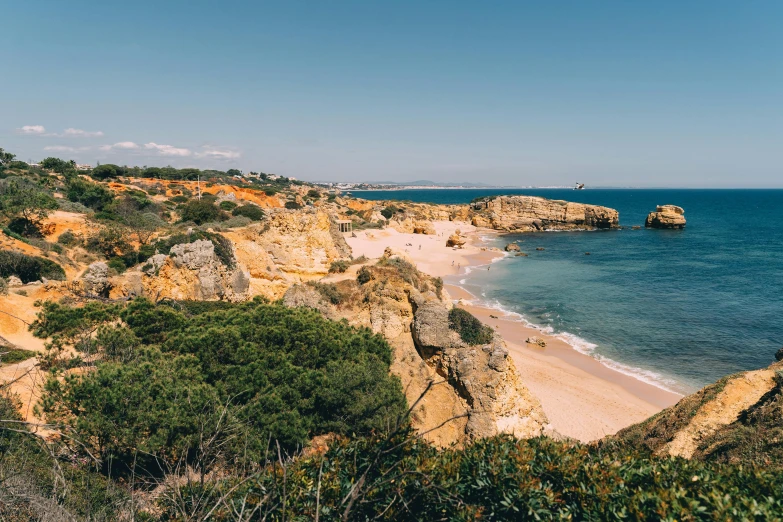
[344,221,682,442]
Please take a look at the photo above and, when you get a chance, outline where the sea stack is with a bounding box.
[645,205,686,229]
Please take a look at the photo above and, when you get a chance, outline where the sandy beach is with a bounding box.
[347,221,682,442]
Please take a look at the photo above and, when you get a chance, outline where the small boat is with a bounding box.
[574,183,585,190]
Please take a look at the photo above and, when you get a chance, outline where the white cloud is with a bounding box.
[43,145,91,152]
[144,142,192,157]
[196,147,241,160]
[99,141,139,151]
[63,128,104,138]
[17,125,46,135]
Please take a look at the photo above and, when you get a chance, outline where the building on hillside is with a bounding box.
[76,164,93,171]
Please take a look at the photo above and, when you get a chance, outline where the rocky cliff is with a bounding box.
[613,358,783,467]
[470,195,619,232]
[645,205,686,229]
[108,208,350,302]
[282,249,548,446]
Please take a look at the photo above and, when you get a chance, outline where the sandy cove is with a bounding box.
[346,221,682,442]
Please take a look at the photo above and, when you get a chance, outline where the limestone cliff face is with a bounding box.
[224,209,350,299]
[645,205,686,229]
[470,196,619,232]
[111,209,350,302]
[411,299,548,440]
[614,359,783,465]
[111,239,250,301]
[282,252,548,446]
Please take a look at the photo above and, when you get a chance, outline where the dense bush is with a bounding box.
[90,163,122,180]
[448,307,494,345]
[218,200,237,211]
[66,178,115,210]
[380,205,402,219]
[191,432,783,520]
[178,199,227,225]
[0,250,66,283]
[35,298,407,466]
[329,259,350,273]
[285,200,302,210]
[56,230,78,246]
[357,265,372,284]
[231,203,265,221]
[307,281,343,304]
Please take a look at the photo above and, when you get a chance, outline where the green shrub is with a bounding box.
[57,230,78,246]
[329,260,350,273]
[221,215,252,228]
[0,250,66,283]
[231,204,265,221]
[285,200,302,210]
[307,189,321,199]
[307,281,343,304]
[90,163,123,180]
[0,276,6,295]
[0,347,36,365]
[107,257,128,274]
[218,200,238,211]
[357,265,372,284]
[380,205,402,219]
[57,199,93,214]
[36,298,406,461]
[178,199,227,225]
[169,194,189,204]
[264,187,278,196]
[195,432,783,520]
[66,178,114,210]
[85,225,132,258]
[448,307,493,345]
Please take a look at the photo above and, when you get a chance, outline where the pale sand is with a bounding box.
[347,221,682,442]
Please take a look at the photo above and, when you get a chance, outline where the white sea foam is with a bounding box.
[451,278,682,394]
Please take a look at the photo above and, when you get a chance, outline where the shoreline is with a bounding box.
[345,222,682,442]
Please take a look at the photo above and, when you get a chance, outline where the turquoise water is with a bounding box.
[354,189,783,393]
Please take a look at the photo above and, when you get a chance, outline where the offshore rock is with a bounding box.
[471,195,619,232]
[645,205,686,229]
[505,243,521,252]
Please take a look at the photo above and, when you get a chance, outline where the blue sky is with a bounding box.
[2,1,781,186]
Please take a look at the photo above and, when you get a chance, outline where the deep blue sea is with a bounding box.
[353,189,783,393]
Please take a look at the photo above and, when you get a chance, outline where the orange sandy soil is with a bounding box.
[110,179,286,208]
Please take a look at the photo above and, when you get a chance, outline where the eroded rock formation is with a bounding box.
[282,251,548,446]
[645,205,686,229]
[111,208,350,302]
[470,196,619,232]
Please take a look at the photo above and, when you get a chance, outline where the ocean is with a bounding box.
[352,188,783,394]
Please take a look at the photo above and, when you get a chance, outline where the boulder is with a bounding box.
[412,221,436,235]
[775,347,783,362]
[515,253,528,257]
[81,262,111,297]
[645,205,686,229]
[526,336,547,347]
[505,243,520,252]
[6,275,22,287]
[446,232,466,248]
